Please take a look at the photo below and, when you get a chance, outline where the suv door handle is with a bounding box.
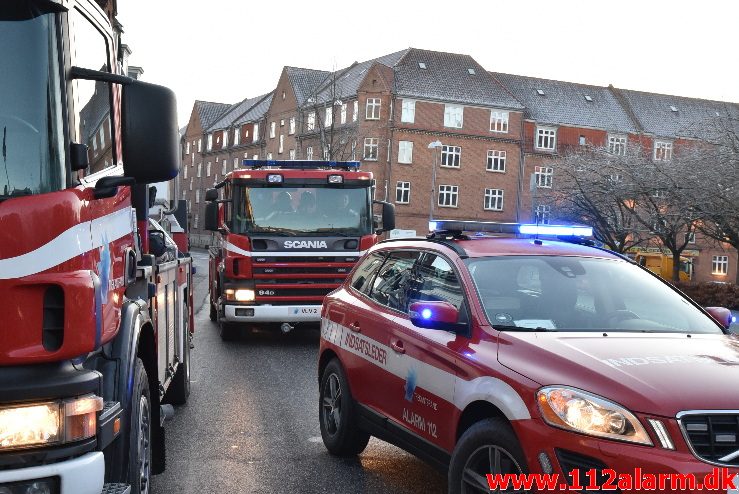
[391,338,405,354]
[348,322,361,333]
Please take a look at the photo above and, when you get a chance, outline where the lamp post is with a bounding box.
[428,140,443,222]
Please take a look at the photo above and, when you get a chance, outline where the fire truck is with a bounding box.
[0,1,192,494]
[205,159,395,340]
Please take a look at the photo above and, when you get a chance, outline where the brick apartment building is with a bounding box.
[180,47,738,282]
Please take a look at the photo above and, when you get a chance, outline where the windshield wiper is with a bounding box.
[492,325,557,332]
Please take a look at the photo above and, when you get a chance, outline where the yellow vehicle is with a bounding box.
[635,252,693,281]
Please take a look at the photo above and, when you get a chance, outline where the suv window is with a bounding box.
[369,251,420,312]
[350,252,385,295]
[409,253,464,311]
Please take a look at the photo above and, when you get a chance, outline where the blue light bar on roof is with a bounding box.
[241,159,360,170]
[518,224,593,237]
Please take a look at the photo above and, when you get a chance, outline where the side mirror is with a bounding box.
[409,301,462,331]
[148,230,167,258]
[373,200,396,233]
[122,80,179,184]
[705,306,733,330]
[205,188,219,202]
[204,202,219,232]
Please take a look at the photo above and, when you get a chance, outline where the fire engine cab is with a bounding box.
[319,220,738,494]
[204,159,394,340]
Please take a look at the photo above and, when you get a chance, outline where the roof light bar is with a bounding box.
[241,159,360,170]
[428,220,593,238]
[519,224,593,237]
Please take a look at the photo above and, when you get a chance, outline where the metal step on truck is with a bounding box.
[0,1,192,493]
[204,159,395,340]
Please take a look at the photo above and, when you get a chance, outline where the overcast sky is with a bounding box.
[117,0,738,128]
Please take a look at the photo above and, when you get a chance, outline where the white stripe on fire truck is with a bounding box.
[0,207,134,280]
[320,317,531,420]
[223,241,365,258]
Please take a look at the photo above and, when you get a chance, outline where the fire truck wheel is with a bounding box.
[219,321,239,341]
[129,358,153,494]
[448,417,528,494]
[319,358,370,456]
[166,333,190,406]
[209,301,217,322]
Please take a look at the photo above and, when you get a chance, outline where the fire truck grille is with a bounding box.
[252,256,359,263]
[256,286,337,298]
[680,413,739,466]
[254,266,351,275]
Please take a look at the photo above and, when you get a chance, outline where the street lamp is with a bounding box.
[428,140,443,221]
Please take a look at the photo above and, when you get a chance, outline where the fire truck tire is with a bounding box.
[166,334,190,406]
[447,417,528,494]
[319,358,370,456]
[219,321,239,341]
[209,301,217,322]
[128,358,153,494]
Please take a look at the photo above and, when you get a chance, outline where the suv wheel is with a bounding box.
[319,358,370,456]
[448,418,528,494]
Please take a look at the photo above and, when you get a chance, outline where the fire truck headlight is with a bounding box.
[537,387,652,446]
[266,174,283,183]
[225,288,255,302]
[327,174,343,184]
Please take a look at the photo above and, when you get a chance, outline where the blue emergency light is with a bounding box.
[241,159,360,170]
[428,220,593,238]
[518,224,593,237]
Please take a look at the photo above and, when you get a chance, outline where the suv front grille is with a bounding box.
[679,413,739,466]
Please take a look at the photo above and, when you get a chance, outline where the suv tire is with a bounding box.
[448,417,528,494]
[319,358,370,456]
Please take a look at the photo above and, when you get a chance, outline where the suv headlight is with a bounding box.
[537,387,652,445]
[0,395,103,451]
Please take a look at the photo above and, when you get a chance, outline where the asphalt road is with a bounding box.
[151,249,447,494]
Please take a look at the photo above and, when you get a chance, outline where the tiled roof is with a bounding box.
[195,100,233,130]
[208,93,271,131]
[493,73,639,134]
[286,67,330,106]
[393,48,523,110]
[233,93,274,126]
[614,88,739,140]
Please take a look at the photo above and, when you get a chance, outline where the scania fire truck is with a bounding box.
[205,159,395,340]
[1,2,191,493]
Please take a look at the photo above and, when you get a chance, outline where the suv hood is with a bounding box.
[497,331,739,417]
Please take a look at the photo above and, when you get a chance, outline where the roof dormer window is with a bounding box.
[418,62,427,69]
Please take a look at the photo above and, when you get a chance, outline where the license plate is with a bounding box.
[291,307,319,315]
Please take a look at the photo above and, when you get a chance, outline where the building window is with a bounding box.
[351,140,356,160]
[536,127,556,150]
[608,135,627,156]
[214,174,219,185]
[197,163,202,178]
[401,99,416,123]
[366,98,381,120]
[183,166,188,179]
[253,123,259,142]
[307,111,316,131]
[712,256,729,275]
[206,162,211,177]
[306,146,313,160]
[197,139,202,152]
[441,145,461,168]
[207,133,213,151]
[490,110,509,133]
[280,119,284,127]
[363,138,379,160]
[289,149,296,160]
[398,141,413,164]
[654,141,672,161]
[253,154,258,160]
[686,231,696,244]
[221,159,227,175]
[535,166,553,188]
[189,177,193,190]
[233,157,238,169]
[484,188,504,211]
[193,214,199,229]
[536,205,551,224]
[579,135,586,146]
[233,127,239,146]
[289,117,295,135]
[222,130,229,148]
[438,185,459,208]
[486,150,506,172]
[353,101,358,122]
[270,121,276,138]
[279,135,284,154]
[340,104,347,124]
[396,181,411,204]
[325,107,333,127]
[267,153,272,160]
[444,104,464,128]
[185,142,190,155]
[195,189,200,203]
[323,145,330,160]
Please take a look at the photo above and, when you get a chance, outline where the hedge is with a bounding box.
[673,281,739,310]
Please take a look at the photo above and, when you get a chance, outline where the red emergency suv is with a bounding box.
[318,220,739,494]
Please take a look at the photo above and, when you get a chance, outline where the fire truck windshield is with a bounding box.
[0,9,65,200]
[231,186,372,236]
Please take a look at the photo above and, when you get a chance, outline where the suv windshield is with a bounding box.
[231,185,372,236]
[466,256,722,334]
[0,9,65,199]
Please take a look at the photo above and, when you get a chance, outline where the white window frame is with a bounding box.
[712,255,729,276]
[289,149,296,160]
[484,188,504,211]
[197,163,202,178]
[270,121,276,139]
[353,101,358,122]
[441,145,461,168]
[233,157,238,169]
[233,127,239,146]
[536,205,551,224]
[183,166,188,179]
[306,146,313,160]
[654,141,672,161]
[486,150,506,172]
[536,127,556,151]
[206,162,211,177]
[193,214,199,229]
[221,159,227,175]
[444,104,464,128]
[325,107,333,127]
[195,189,200,203]
[401,99,416,123]
[207,133,213,151]
[396,181,411,204]
[366,98,381,120]
[438,185,459,208]
[278,134,284,154]
[323,145,330,160]
[289,117,295,135]
[267,152,272,160]
[535,166,553,188]
[490,110,509,133]
[608,135,627,156]
[340,104,347,124]
[307,112,316,131]
[363,138,379,161]
[253,123,259,142]
[197,139,202,152]
[398,141,413,164]
[185,141,190,154]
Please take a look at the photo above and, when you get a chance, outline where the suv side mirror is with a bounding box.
[705,306,732,329]
[409,301,462,332]
[204,202,219,232]
[373,200,395,234]
[205,188,219,202]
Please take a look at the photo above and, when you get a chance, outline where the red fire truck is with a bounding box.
[205,159,395,340]
[0,2,191,493]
